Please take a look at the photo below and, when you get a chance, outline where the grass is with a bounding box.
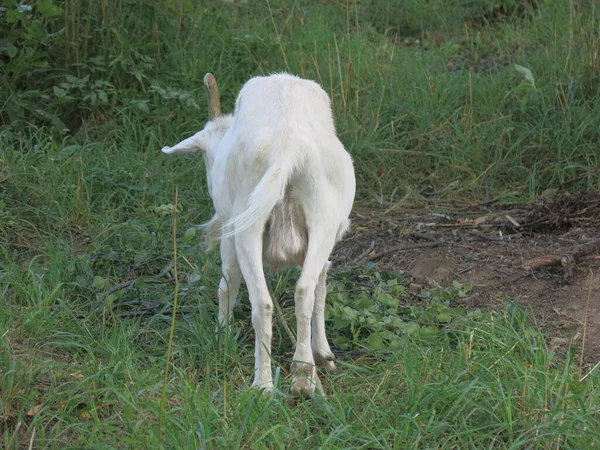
[2,0,600,448]
[2,281,599,448]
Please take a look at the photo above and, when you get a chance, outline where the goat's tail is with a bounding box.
[161,132,202,154]
[220,162,290,239]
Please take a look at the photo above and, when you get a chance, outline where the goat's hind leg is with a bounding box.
[235,227,274,393]
[312,261,336,372]
[291,229,337,398]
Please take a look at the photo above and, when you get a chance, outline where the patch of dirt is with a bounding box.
[334,193,600,365]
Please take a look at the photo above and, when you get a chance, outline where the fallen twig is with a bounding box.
[522,239,600,280]
[433,220,509,229]
[105,279,135,295]
[522,254,600,271]
[505,215,521,227]
[407,232,440,242]
[522,256,564,270]
[349,240,376,265]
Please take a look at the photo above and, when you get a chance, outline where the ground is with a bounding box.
[334,192,600,365]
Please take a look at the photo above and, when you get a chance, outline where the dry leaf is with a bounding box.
[27,404,42,416]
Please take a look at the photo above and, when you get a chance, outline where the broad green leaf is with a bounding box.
[53,86,67,98]
[417,326,438,341]
[98,91,108,104]
[92,276,107,289]
[6,43,17,58]
[375,288,399,308]
[437,310,452,323]
[366,332,385,350]
[383,315,404,329]
[6,9,21,22]
[403,322,420,336]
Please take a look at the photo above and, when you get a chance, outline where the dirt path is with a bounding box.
[334,193,600,365]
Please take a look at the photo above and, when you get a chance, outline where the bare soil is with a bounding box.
[334,193,600,365]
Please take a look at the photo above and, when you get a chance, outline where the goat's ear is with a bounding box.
[161,131,205,154]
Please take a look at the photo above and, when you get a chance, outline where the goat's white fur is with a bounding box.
[162,73,355,397]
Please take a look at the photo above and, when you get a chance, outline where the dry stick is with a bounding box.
[433,221,508,229]
[579,269,594,375]
[522,240,600,271]
[159,186,180,443]
[366,240,441,261]
[522,256,565,271]
[181,254,195,270]
[349,240,376,265]
[521,255,600,272]
[580,359,600,382]
[105,279,135,295]
[407,232,440,242]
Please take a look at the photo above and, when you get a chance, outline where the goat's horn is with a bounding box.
[203,73,222,119]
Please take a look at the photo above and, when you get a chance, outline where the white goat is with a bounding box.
[161,72,355,397]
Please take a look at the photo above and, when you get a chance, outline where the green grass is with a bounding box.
[2,273,599,448]
[2,0,600,448]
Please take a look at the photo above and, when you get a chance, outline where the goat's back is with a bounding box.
[232,73,336,145]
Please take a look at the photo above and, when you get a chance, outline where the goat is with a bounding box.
[161,73,356,397]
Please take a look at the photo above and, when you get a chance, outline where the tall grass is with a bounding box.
[2,0,600,195]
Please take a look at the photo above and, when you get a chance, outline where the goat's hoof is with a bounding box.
[291,363,322,398]
[314,351,337,373]
[250,382,274,397]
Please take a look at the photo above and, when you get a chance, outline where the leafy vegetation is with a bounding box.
[327,268,473,350]
[2,0,600,448]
